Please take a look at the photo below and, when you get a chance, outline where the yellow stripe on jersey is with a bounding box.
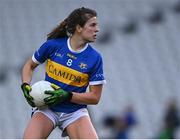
[45,59,89,87]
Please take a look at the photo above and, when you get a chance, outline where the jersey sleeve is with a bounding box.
[32,41,53,64]
[89,55,106,85]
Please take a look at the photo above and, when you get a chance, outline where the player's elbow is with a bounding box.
[91,99,99,105]
[91,96,100,105]
[93,99,99,105]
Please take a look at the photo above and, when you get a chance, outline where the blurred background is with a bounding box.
[0,0,180,138]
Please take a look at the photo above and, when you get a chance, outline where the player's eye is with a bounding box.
[90,23,98,27]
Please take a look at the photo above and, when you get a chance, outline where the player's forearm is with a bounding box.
[70,92,101,105]
[21,58,38,84]
[21,63,33,84]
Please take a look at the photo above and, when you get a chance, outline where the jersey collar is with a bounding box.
[67,38,88,53]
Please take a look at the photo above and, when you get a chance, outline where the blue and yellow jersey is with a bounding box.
[32,37,106,113]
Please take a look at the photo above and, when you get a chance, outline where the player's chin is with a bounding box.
[89,37,97,42]
[85,38,96,43]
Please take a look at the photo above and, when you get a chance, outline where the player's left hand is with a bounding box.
[44,84,73,106]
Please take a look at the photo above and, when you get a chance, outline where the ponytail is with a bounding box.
[47,18,68,40]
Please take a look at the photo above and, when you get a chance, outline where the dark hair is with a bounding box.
[47,7,97,40]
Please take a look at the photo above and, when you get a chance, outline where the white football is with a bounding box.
[30,80,54,108]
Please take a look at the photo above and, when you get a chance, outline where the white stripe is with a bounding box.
[89,80,106,85]
[32,55,41,64]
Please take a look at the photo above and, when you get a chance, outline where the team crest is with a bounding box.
[79,63,87,69]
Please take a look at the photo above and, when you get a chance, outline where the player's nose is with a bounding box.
[95,26,100,33]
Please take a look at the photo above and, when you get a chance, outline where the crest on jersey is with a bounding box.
[79,63,87,69]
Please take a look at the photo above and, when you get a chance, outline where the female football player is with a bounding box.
[21,7,106,139]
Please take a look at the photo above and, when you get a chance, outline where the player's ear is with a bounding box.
[76,24,83,33]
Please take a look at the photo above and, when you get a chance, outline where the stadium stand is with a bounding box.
[0,0,180,138]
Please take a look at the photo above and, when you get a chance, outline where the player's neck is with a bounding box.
[69,36,86,51]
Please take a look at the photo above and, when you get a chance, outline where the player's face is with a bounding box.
[81,17,99,43]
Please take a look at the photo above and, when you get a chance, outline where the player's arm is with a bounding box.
[70,84,103,105]
[21,58,39,84]
[21,58,39,107]
[44,84,103,106]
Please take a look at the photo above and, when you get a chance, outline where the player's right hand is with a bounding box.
[21,83,35,107]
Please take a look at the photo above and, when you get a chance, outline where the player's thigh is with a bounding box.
[23,112,54,139]
[66,115,98,139]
